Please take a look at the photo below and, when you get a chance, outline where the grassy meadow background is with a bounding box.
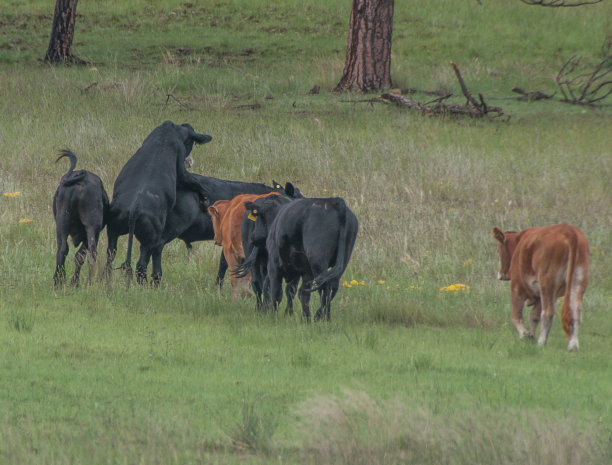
[1,0,612,463]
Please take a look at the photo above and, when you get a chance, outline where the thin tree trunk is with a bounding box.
[44,0,83,64]
[334,0,394,93]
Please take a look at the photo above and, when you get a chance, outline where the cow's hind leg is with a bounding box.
[527,301,542,339]
[150,246,164,287]
[564,268,587,352]
[216,253,228,289]
[136,245,152,285]
[75,226,99,285]
[284,277,299,316]
[104,226,119,281]
[71,242,88,285]
[314,283,335,321]
[267,257,284,312]
[54,230,69,286]
[511,290,530,339]
[299,279,314,323]
[318,280,340,321]
[537,293,556,347]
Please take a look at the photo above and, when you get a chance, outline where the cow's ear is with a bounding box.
[208,206,218,217]
[244,202,259,222]
[284,182,295,197]
[181,123,212,145]
[493,227,506,244]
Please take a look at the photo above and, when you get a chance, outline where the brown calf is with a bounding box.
[493,223,589,351]
[208,192,280,299]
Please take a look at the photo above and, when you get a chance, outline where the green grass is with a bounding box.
[1,0,612,463]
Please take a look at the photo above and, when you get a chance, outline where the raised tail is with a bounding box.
[56,149,86,186]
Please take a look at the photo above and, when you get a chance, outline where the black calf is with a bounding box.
[53,150,109,285]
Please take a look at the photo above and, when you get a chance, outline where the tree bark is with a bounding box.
[334,0,394,93]
[44,0,83,64]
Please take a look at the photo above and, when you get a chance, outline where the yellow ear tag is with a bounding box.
[275,185,281,189]
[248,210,257,222]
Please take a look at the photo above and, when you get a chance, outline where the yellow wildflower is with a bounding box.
[378,280,386,284]
[350,279,358,286]
[439,283,470,293]
[3,191,20,198]
[19,218,33,224]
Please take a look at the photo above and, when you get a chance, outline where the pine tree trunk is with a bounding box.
[334,0,394,93]
[44,0,83,64]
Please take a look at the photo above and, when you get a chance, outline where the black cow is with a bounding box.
[159,177,301,288]
[53,150,109,285]
[239,190,299,310]
[105,121,212,284]
[243,196,358,321]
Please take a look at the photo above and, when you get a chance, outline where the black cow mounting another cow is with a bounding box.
[53,150,109,285]
[105,121,212,285]
[242,195,358,321]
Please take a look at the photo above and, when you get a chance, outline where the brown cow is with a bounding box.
[493,223,589,351]
[208,192,281,299]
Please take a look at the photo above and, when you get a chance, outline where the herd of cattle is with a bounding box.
[51,120,590,347]
[52,120,358,322]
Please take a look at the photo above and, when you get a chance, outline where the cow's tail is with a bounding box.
[56,149,86,186]
[235,246,258,278]
[311,199,351,292]
[561,231,580,339]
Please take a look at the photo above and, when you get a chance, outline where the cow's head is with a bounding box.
[208,200,231,246]
[244,196,291,248]
[492,227,520,281]
[271,180,304,199]
[179,123,212,157]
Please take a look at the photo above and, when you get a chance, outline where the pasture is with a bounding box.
[1,1,612,463]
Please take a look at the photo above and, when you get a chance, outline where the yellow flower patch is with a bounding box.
[439,283,470,293]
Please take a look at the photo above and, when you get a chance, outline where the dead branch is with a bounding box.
[165,93,193,110]
[340,97,388,105]
[520,0,602,6]
[556,55,612,105]
[381,93,501,118]
[511,86,554,101]
[380,93,429,111]
[423,93,452,106]
[450,62,504,117]
[379,62,504,119]
[450,61,482,109]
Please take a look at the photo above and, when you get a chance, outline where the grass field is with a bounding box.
[1,1,612,464]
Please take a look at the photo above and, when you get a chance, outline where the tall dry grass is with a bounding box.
[290,390,607,465]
